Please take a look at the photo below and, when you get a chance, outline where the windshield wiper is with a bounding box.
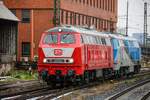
[63,33,70,39]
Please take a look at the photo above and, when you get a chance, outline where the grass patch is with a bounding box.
[10,70,38,80]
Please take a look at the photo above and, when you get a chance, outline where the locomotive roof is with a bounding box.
[109,33,137,41]
[46,25,137,41]
[46,25,109,37]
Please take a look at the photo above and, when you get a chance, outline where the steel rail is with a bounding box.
[105,78,150,100]
[141,92,150,100]
[1,70,150,99]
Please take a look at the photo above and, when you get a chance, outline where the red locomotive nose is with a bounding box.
[54,49,63,56]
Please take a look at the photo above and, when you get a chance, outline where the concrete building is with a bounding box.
[3,0,118,63]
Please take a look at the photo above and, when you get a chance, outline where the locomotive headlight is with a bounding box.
[69,58,74,63]
[43,58,47,63]
[58,28,62,32]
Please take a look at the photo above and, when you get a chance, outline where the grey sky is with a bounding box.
[117,0,150,36]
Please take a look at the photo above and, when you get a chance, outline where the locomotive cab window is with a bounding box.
[95,36,101,44]
[60,34,75,44]
[80,35,84,43]
[101,38,106,45]
[105,38,111,46]
[133,41,139,47]
[129,41,134,47]
[119,40,125,47]
[124,40,129,46]
[44,34,58,44]
[111,38,119,49]
[81,34,88,44]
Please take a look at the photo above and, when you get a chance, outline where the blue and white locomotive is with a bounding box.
[109,34,141,77]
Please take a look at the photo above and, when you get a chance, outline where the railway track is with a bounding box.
[0,80,100,100]
[1,70,150,100]
[0,80,48,99]
[0,80,40,90]
[106,78,150,100]
[141,92,150,100]
[1,87,57,100]
[35,72,150,100]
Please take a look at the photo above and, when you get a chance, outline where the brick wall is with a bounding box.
[3,0,118,62]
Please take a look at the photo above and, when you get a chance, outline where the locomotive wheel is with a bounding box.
[119,67,129,79]
[89,70,96,81]
[134,65,141,74]
[124,67,129,78]
[114,70,120,79]
[103,69,113,79]
[84,71,90,84]
[75,75,83,85]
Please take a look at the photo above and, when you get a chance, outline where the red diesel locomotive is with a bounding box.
[38,26,113,85]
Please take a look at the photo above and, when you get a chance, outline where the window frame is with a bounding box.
[43,33,58,44]
[22,42,31,57]
[22,9,30,23]
[101,38,106,45]
[60,33,76,44]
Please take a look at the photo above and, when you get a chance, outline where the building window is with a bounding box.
[93,0,95,7]
[22,10,30,23]
[82,15,84,25]
[97,0,99,8]
[113,0,115,12]
[22,42,30,56]
[61,10,64,24]
[70,12,72,25]
[88,17,91,26]
[74,13,77,25]
[110,0,112,11]
[78,14,80,25]
[104,20,107,30]
[110,21,114,32]
[105,0,107,10]
[90,0,92,6]
[66,11,68,24]
[90,17,92,26]
[99,19,102,30]
[92,17,94,25]
[87,0,89,5]
[103,0,105,9]
[98,19,100,30]
[85,16,88,25]
[108,0,110,11]
[100,0,101,8]
[83,0,85,4]
[95,18,97,28]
